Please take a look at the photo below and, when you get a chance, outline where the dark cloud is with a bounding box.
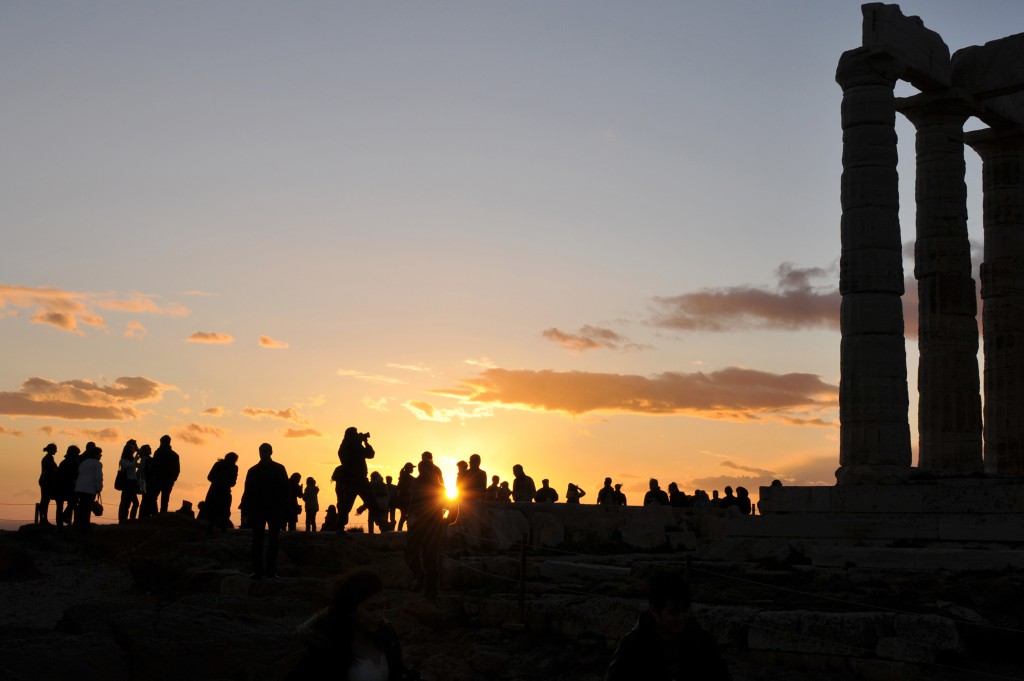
[433,366,837,421]
[0,376,171,421]
[186,331,234,344]
[174,422,225,445]
[0,285,188,334]
[200,407,224,417]
[542,325,646,353]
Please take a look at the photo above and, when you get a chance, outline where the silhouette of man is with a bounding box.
[152,434,180,513]
[534,479,558,503]
[335,427,375,534]
[597,477,617,506]
[511,464,536,503]
[644,478,669,506]
[420,451,444,485]
[718,485,738,511]
[38,443,59,525]
[240,443,290,579]
[614,483,627,506]
[606,572,731,681]
[55,445,81,528]
[405,460,447,599]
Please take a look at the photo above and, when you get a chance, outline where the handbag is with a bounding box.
[114,469,126,491]
[91,493,104,516]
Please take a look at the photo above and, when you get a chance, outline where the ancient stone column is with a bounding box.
[898,92,983,473]
[965,127,1024,477]
[835,48,912,485]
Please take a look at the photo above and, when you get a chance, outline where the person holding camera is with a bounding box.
[335,427,376,534]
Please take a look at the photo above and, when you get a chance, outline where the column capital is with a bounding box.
[965,126,1024,155]
[896,88,976,127]
[836,47,902,90]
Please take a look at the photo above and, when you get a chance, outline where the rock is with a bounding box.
[488,509,530,550]
[529,512,564,548]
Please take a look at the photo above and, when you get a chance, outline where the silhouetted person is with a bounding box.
[287,472,303,531]
[644,479,669,506]
[239,443,290,579]
[38,443,59,525]
[718,486,738,511]
[420,451,444,485]
[204,452,239,531]
[303,477,320,532]
[735,487,751,516]
[535,479,558,503]
[175,500,195,519]
[770,479,782,487]
[395,462,415,532]
[116,439,140,523]
[511,464,536,503]
[597,477,617,506]
[496,481,512,503]
[614,483,627,506]
[73,447,103,530]
[566,482,586,504]
[356,471,391,534]
[137,444,158,518]
[286,569,419,681]
[606,572,731,681]
[711,490,720,507]
[55,445,81,529]
[692,489,712,510]
[152,434,180,513]
[385,474,397,526]
[668,482,689,508]
[321,504,339,532]
[335,427,376,533]
[405,460,447,599]
[485,475,501,502]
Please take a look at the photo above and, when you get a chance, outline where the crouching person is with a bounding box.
[605,572,731,681]
[286,569,420,681]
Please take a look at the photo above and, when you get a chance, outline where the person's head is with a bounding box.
[258,443,273,460]
[43,443,57,455]
[668,482,679,493]
[370,471,383,483]
[499,481,509,490]
[614,483,622,491]
[604,477,612,487]
[541,479,550,488]
[93,447,103,460]
[402,462,414,474]
[567,483,577,492]
[647,572,691,639]
[736,486,749,498]
[326,505,337,515]
[469,453,481,468]
[421,451,433,462]
[649,478,660,491]
[724,486,734,496]
[307,477,316,487]
[138,444,151,458]
[770,479,782,487]
[85,441,96,453]
[512,464,524,477]
[457,460,468,472]
[121,439,138,459]
[224,452,238,464]
[290,472,301,483]
[344,426,358,439]
[65,445,81,459]
[329,570,386,635]
[385,475,392,484]
[712,490,720,499]
[418,460,433,477]
[491,475,499,484]
[159,434,171,445]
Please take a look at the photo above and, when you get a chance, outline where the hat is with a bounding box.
[43,443,57,453]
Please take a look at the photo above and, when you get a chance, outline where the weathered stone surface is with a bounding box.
[748,611,886,656]
[529,511,565,548]
[861,3,951,90]
[488,509,531,550]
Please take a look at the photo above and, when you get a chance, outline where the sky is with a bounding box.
[3,0,1023,528]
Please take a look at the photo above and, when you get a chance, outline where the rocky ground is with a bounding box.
[1,516,1022,680]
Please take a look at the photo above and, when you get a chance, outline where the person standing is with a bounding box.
[204,452,239,531]
[335,427,376,533]
[302,477,320,532]
[137,444,158,518]
[38,443,59,525]
[511,464,536,503]
[55,445,81,529]
[116,439,140,523]
[644,479,669,506]
[566,483,587,504]
[239,443,290,579]
[597,477,617,506]
[405,460,447,599]
[287,472,303,532]
[152,434,180,513]
[395,462,415,532]
[73,447,103,530]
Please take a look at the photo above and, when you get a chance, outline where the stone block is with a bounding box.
[620,526,665,549]
[831,486,925,513]
[667,530,697,550]
[748,610,886,655]
[487,509,530,550]
[875,636,936,663]
[759,485,832,514]
[529,511,564,547]
[953,34,1024,126]
[537,560,629,581]
[861,3,951,90]
[892,614,960,652]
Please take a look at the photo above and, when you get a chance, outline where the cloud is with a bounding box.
[259,335,289,349]
[542,325,646,353]
[465,357,497,369]
[433,366,837,422]
[59,426,122,442]
[241,406,310,424]
[200,407,224,417]
[402,400,494,423]
[363,397,391,413]
[0,376,173,421]
[386,362,432,373]
[186,331,234,344]
[174,422,225,445]
[720,460,778,478]
[283,428,323,438]
[179,290,218,297]
[0,425,25,436]
[0,285,189,334]
[124,321,147,339]
[652,264,841,333]
[337,369,404,384]
[37,426,55,436]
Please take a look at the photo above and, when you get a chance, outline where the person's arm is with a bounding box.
[363,442,375,460]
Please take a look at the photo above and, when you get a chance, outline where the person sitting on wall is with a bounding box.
[534,479,558,503]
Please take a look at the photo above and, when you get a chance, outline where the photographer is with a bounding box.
[335,427,376,533]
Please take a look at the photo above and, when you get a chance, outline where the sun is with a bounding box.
[445,483,459,500]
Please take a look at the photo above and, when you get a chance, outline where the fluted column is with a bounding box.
[898,92,983,473]
[835,49,912,485]
[965,127,1024,477]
